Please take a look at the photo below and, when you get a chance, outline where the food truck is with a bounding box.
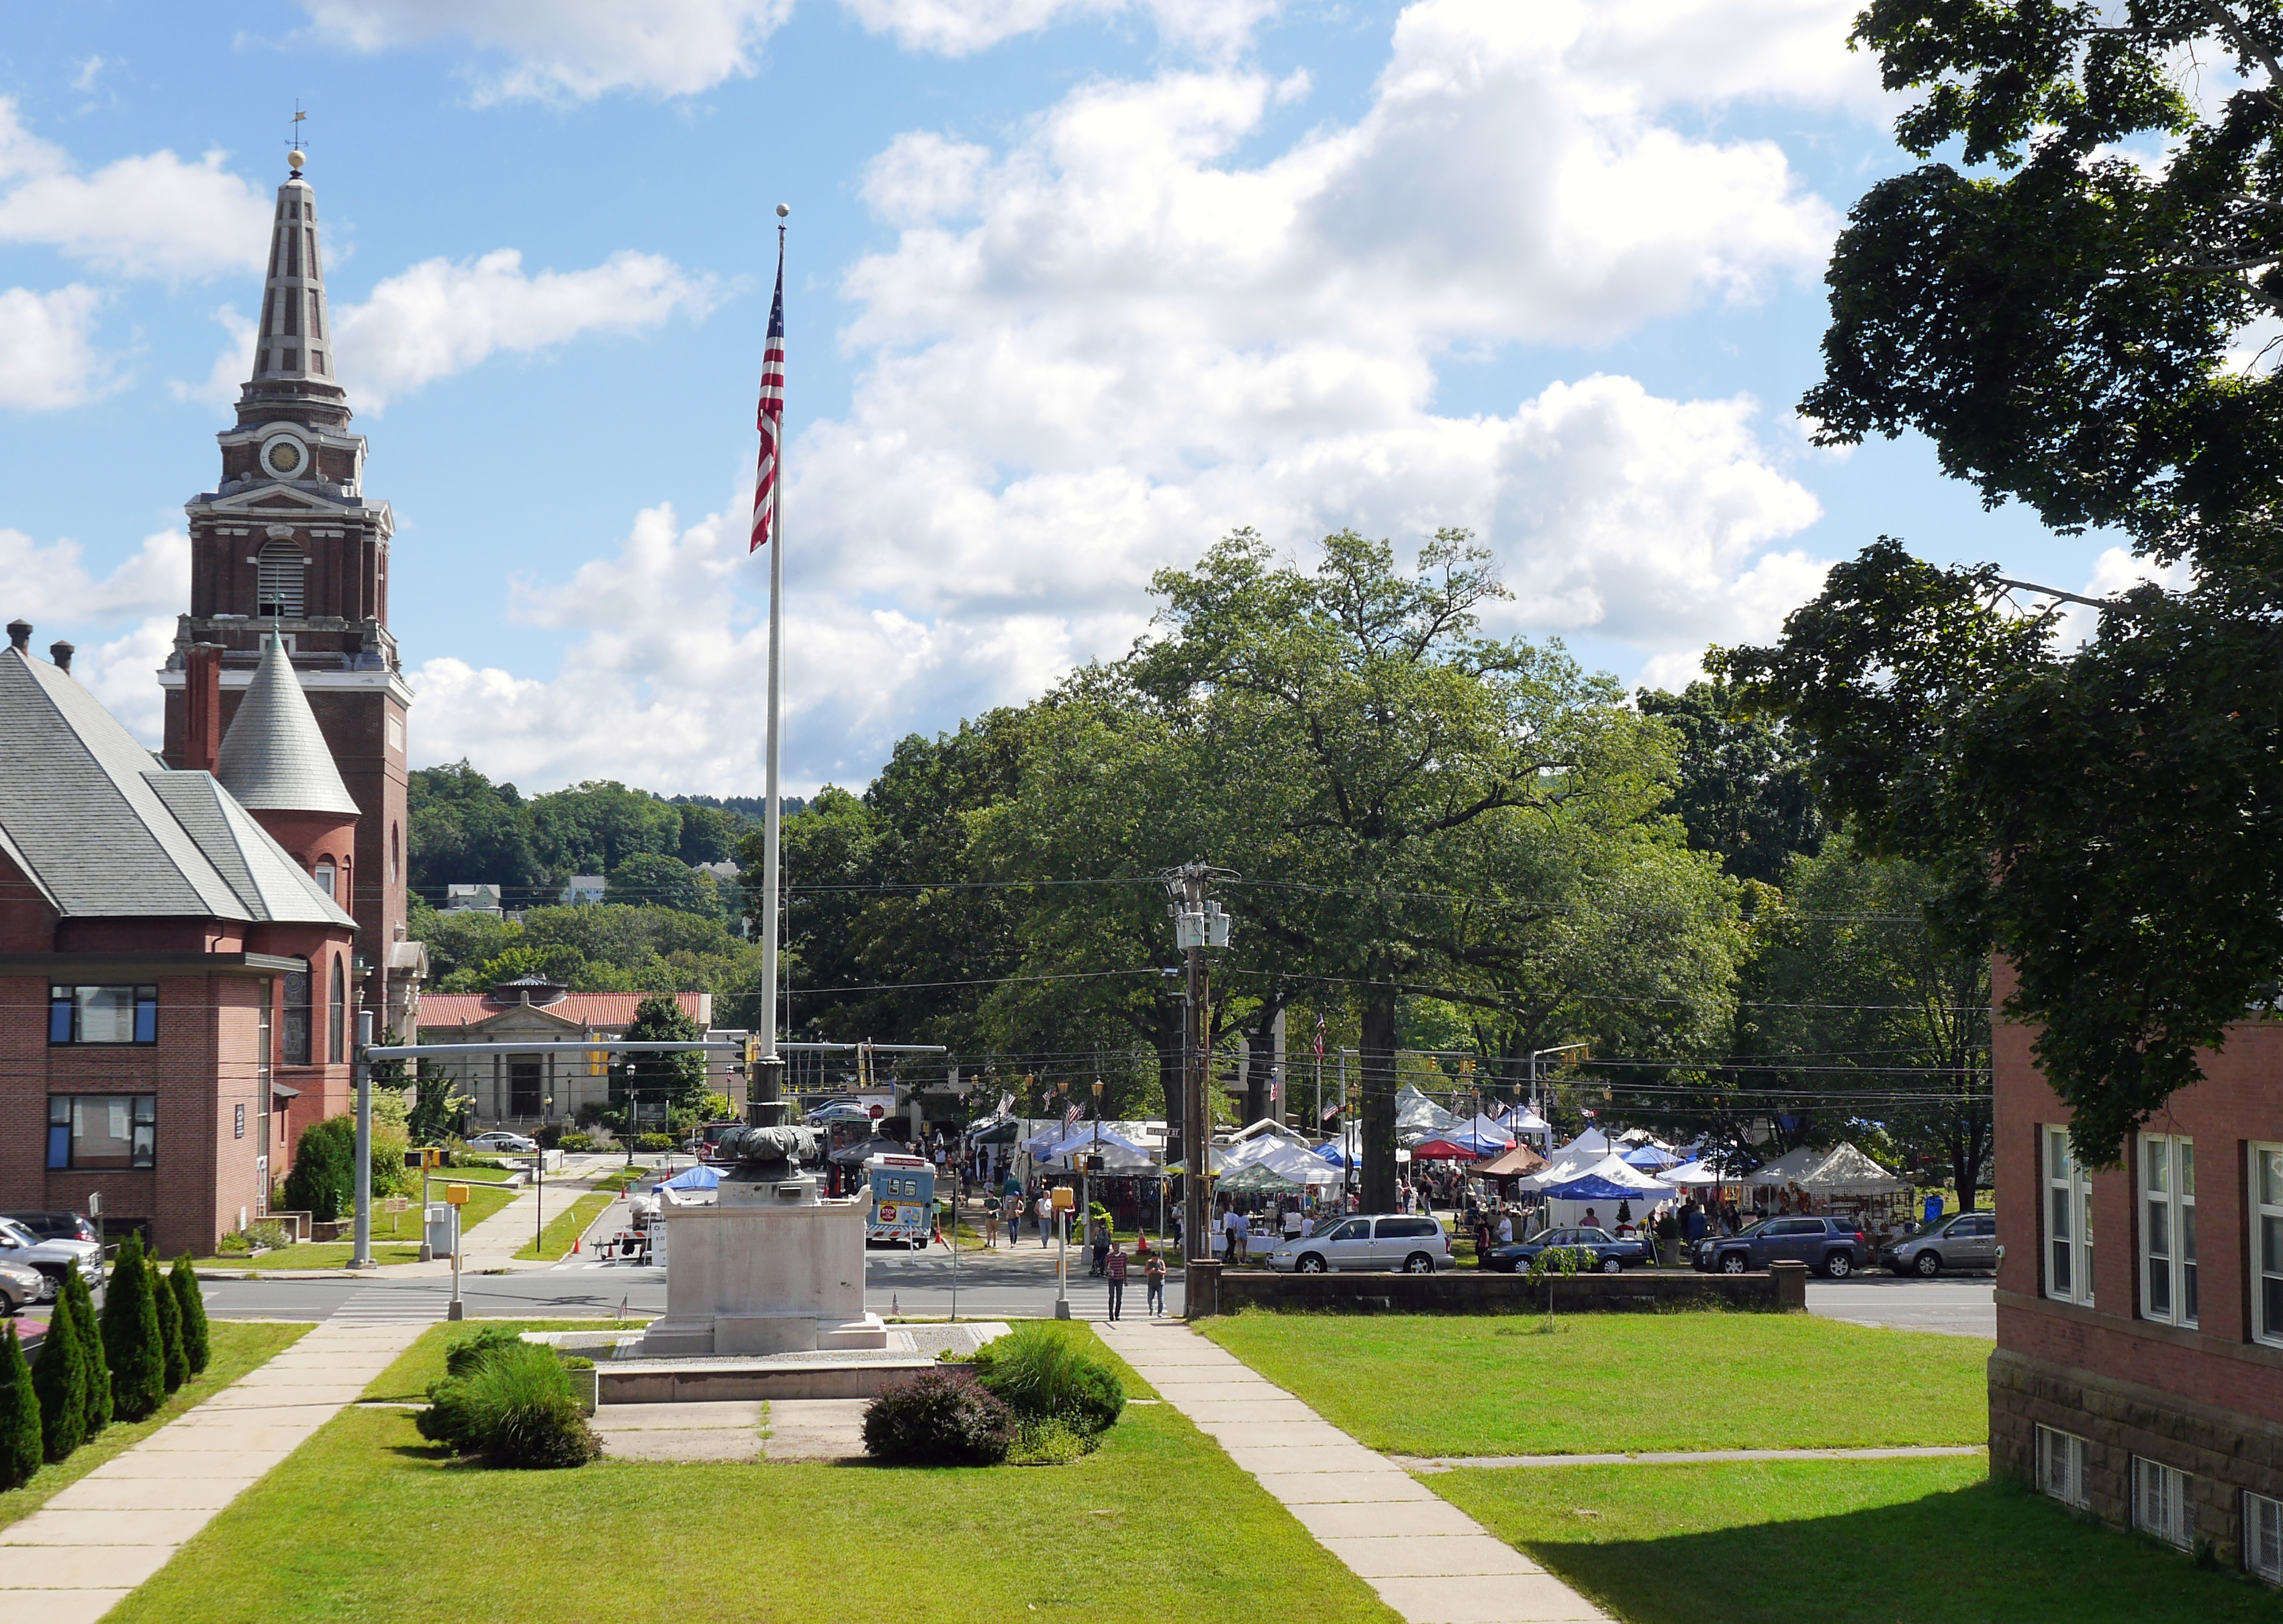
[865,1152,935,1249]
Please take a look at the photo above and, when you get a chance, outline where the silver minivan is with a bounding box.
[1269,1213,1450,1274]
[1883,1210,1996,1276]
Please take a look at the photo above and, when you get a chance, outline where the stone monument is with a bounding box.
[637,1123,888,1358]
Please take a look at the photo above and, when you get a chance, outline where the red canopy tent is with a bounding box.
[1409,1139,1477,1161]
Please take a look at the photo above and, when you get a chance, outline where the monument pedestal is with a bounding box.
[639,1169,886,1359]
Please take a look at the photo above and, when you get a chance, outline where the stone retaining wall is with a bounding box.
[1212,1263,1802,1316]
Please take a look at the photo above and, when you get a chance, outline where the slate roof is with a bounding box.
[214,634,359,816]
[0,644,355,926]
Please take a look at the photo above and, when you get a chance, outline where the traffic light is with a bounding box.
[743,1035,761,1076]
[587,1047,607,1077]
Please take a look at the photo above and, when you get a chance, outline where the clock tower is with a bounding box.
[161,146,421,1032]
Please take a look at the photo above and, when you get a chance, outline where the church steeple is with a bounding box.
[240,145,349,434]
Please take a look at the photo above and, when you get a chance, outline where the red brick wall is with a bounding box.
[1994,953,2283,1423]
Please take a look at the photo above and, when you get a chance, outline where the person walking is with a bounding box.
[1091,1216,1111,1279]
[1036,1192,1054,1247]
[1142,1241,1166,1316]
[983,1201,999,1249]
[1105,1239,1129,1321]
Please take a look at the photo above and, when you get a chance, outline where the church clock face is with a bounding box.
[264,436,306,476]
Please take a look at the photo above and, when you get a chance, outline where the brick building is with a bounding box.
[0,626,358,1256]
[1992,956,2283,1579]
[156,150,424,1037]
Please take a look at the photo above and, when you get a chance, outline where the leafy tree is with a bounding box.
[613,994,710,1120]
[1636,680,1822,886]
[169,1254,210,1376]
[1724,4,2283,1165]
[409,900,522,984]
[608,851,720,918]
[0,1323,38,1488]
[408,761,548,899]
[30,1290,84,1461]
[60,1270,109,1436]
[672,802,747,865]
[283,1117,356,1223]
[530,781,682,877]
[150,1259,186,1393]
[399,1057,472,1145]
[101,1234,165,1422]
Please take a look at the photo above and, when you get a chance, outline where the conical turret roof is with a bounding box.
[215,634,358,815]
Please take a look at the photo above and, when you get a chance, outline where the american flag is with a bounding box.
[1312,1012,1325,1060]
[749,238,786,552]
[1064,1104,1083,1129]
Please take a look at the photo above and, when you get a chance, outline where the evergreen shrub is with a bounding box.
[100,1234,165,1421]
[860,1371,1011,1466]
[283,1118,356,1223]
[151,1260,186,1392]
[169,1254,210,1375]
[30,1297,85,1462]
[417,1332,597,1468]
[60,1270,109,1437]
[0,1323,39,1489]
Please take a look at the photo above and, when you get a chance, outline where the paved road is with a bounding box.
[187,1248,1994,1335]
[1808,1276,1994,1339]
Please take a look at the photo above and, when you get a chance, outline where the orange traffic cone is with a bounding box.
[572,1237,581,1255]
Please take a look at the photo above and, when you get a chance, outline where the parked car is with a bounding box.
[1484,1226,1652,1274]
[1266,1214,1451,1274]
[0,1216,102,1300]
[0,1210,99,1245]
[467,1131,538,1154]
[1881,1210,1997,1277]
[1693,1215,1871,1279]
[0,1256,43,1311]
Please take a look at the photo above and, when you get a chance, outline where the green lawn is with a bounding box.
[514,1190,616,1260]
[1434,1455,2275,1624]
[1201,1311,1990,1455]
[113,1320,1399,1624]
[201,1184,517,1269]
[0,1321,310,1531]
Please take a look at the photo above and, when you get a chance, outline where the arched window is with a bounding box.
[282,958,311,1066]
[328,956,346,1064]
[256,541,304,618]
[314,858,336,903]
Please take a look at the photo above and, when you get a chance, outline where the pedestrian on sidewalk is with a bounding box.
[983,1202,999,1249]
[1090,1216,1110,1278]
[1035,1194,1053,1247]
[1143,1242,1166,1316]
[1105,1239,1128,1321]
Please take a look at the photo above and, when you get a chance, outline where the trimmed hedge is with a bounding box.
[100,1233,165,1422]
[861,1371,1011,1466]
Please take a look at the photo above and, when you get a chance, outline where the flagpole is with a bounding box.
[757,207,789,1107]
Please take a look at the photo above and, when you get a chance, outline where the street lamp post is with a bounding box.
[348,1010,375,1270]
[1164,862,1233,1317]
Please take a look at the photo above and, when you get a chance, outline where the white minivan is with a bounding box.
[1268,1213,1449,1274]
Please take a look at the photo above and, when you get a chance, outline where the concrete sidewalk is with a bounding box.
[0,1317,424,1624]
[1095,1319,1609,1623]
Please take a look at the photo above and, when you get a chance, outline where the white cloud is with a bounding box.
[0,99,270,278]
[0,526,189,622]
[843,0,1277,58]
[332,248,718,409]
[410,0,1859,788]
[296,0,795,102]
[171,304,259,408]
[0,285,108,409]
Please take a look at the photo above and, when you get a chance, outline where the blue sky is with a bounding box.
[0,1,2144,797]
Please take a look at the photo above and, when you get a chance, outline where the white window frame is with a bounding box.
[2037,1425,2090,1509]
[2132,1456,2192,1549]
[2138,1133,2196,1328]
[2045,1125,2095,1306]
[2249,1490,2283,1585]
[2254,1145,2283,1348]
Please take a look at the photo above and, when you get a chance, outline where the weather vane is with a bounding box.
[287,101,308,177]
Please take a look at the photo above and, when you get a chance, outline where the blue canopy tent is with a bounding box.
[1314,1141,1353,1168]
[1622,1143,1682,1171]
[1446,1127,1515,1157]
[1542,1172,1652,1202]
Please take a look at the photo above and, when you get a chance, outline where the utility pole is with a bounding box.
[1164,861,1232,1317]
[348,1010,375,1269]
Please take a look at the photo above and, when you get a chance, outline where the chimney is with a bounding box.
[183,642,224,776]
[5,620,27,653]
[48,640,73,673]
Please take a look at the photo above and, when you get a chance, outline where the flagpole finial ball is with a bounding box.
[289,148,306,171]
[776,203,790,218]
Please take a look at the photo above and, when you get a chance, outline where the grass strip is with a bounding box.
[514,1190,616,1261]
[203,1184,518,1269]
[0,1321,311,1531]
[116,1321,1379,1624]
[1202,1310,1991,1455]
[1433,1455,2273,1623]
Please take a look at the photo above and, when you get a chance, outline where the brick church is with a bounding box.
[0,150,424,1256]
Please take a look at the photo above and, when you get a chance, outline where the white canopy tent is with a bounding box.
[1528,1153,1676,1231]
[1395,1085,1458,1147]
[1033,1124,1156,1169]
[1793,1143,1909,1196]
[1744,1145,1830,1188]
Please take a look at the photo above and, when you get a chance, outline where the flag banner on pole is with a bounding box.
[996,1091,1014,1118]
[749,239,786,551]
[1064,1104,1082,1128]
[1313,1013,1325,1059]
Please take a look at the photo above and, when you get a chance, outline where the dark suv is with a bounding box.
[1693,1215,1871,1279]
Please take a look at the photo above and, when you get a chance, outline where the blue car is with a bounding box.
[1484,1226,1652,1274]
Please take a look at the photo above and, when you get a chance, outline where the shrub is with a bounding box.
[972,1324,1125,1435]
[170,1254,211,1376]
[283,1118,356,1222]
[418,1333,597,1468]
[1007,1415,1099,1466]
[60,1271,109,1437]
[0,1323,39,1489]
[861,1371,1011,1466]
[633,1133,674,1153]
[555,1131,600,1153]
[150,1261,186,1393]
[100,1233,166,1422]
[30,1292,86,1462]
